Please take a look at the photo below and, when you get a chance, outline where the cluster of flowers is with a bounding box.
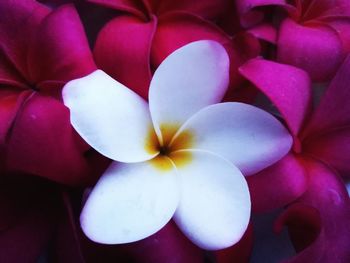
[1,0,350,262]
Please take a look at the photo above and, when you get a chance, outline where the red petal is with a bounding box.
[81,221,204,262]
[88,0,148,18]
[6,93,90,185]
[236,0,296,27]
[215,224,253,263]
[94,15,156,99]
[0,0,49,84]
[239,58,312,136]
[277,18,344,82]
[247,154,308,213]
[28,4,96,88]
[303,128,350,176]
[152,13,253,91]
[275,160,350,262]
[151,0,230,20]
[0,175,58,263]
[302,55,350,137]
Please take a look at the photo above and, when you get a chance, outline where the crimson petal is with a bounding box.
[303,55,350,137]
[28,4,96,89]
[94,15,156,99]
[239,58,312,137]
[247,154,308,213]
[277,18,344,82]
[6,93,90,185]
[275,160,350,262]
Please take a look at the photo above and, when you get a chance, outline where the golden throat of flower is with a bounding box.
[145,123,194,171]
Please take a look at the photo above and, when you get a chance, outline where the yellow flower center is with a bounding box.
[145,123,194,171]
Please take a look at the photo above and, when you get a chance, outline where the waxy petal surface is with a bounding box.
[80,160,179,244]
[275,160,350,262]
[149,40,229,142]
[173,151,250,250]
[239,59,311,136]
[174,102,292,175]
[63,70,157,163]
[6,93,90,185]
[302,55,350,137]
[247,154,308,212]
[94,15,156,99]
[277,18,343,82]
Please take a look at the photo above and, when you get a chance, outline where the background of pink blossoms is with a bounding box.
[1,0,350,262]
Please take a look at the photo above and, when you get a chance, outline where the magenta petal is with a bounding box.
[303,128,350,175]
[94,15,156,99]
[215,224,253,263]
[28,4,96,87]
[0,175,58,263]
[152,13,246,89]
[325,18,350,54]
[235,0,296,27]
[88,0,147,18]
[6,93,90,185]
[153,0,230,20]
[247,154,308,213]
[239,58,312,136]
[275,160,350,262]
[80,221,203,262]
[302,55,350,137]
[0,0,49,81]
[277,18,344,82]
[247,23,277,44]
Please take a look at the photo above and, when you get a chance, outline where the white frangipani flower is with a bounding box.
[62,40,292,250]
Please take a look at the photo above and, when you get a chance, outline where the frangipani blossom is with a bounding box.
[62,40,292,250]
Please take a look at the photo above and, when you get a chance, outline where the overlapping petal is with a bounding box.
[275,160,350,262]
[94,15,156,99]
[302,55,350,137]
[173,150,250,250]
[80,160,179,244]
[239,58,312,136]
[247,154,308,212]
[6,93,90,185]
[149,40,229,142]
[277,18,344,82]
[63,70,158,163]
[173,102,292,175]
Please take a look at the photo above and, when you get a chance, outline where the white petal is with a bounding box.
[172,102,292,175]
[63,70,158,163]
[149,40,229,144]
[172,150,250,250]
[80,159,179,244]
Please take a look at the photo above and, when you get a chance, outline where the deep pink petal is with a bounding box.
[325,18,350,54]
[94,15,156,99]
[215,224,253,263]
[303,127,350,176]
[235,0,296,27]
[247,154,308,213]
[6,93,90,185]
[87,0,148,18]
[0,0,49,82]
[239,58,312,136]
[81,221,204,262]
[50,192,85,263]
[277,18,344,82]
[275,160,350,262]
[247,23,277,44]
[302,55,350,137]
[152,13,253,91]
[151,0,230,20]
[28,4,96,89]
[0,175,58,263]
[301,0,350,20]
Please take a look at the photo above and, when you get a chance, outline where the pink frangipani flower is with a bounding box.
[237,0,350,81]
[62,40,292,250]
[240,55,350,262]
